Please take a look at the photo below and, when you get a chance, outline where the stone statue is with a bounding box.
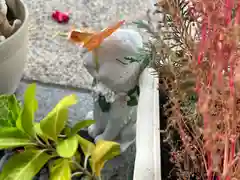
[83,28,143,152]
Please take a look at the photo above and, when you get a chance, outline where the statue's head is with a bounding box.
[83,29,143,92]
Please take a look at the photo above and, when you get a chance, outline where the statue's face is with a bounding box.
[83,29,143,92]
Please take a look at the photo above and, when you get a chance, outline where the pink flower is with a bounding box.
[52,10,70,23]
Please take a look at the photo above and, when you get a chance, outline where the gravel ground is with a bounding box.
[22,0,151,90]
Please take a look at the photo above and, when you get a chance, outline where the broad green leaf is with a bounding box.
[91,140,120,176]
[56,135,78,158]
[0,127,35,149]
[34,123,48,143]
[71,120,96,135]
[0,150,51,180]
[0,95,21,127]
[63,127,72,137]
[40,94,77,141]
[0,138,34,150]
[0,95,11,127]
[7,95,22,126]
[49,159,71,180]
[77,135,95,157]
[0,127,28,138]
[16,83,38,137]
[24,145,39,151]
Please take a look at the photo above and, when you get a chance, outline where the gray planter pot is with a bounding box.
[0,0,28,94]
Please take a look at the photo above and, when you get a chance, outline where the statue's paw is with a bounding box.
[88,124,102,138]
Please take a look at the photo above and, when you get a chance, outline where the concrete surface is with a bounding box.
[22,0,151,89]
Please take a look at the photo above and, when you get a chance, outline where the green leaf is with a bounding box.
[24,145,39,151]
[77,135,95,157]
[0,95,11,127]
[0,95,21,127]
[49,159,71,180]
[0,127,28,138]
[0,150,51,180]
[56,135,78,158]
[91,140,120,177]
[71,120,96,135]
[0,127,35,149]
[16,83,38,137]
[40,94,77,141]
[63,127,72,137]
[0,138,34,150]
[71,150,81,171]
[34,123,48,143]
[7,95,22,126]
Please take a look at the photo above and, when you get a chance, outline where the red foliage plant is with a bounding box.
[192,0,240,179]
[151,0,240,179]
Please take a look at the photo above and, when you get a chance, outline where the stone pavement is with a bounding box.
[23,0,152,90]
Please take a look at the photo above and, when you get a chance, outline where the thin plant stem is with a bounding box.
[84,155,89,169]
[93,49,100,72]
[35,135,47,148]
[58,134,67,138]
[223,134,230,178]
[72,160,92,177]
[52,31,69,39]
[71,172,83,178]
